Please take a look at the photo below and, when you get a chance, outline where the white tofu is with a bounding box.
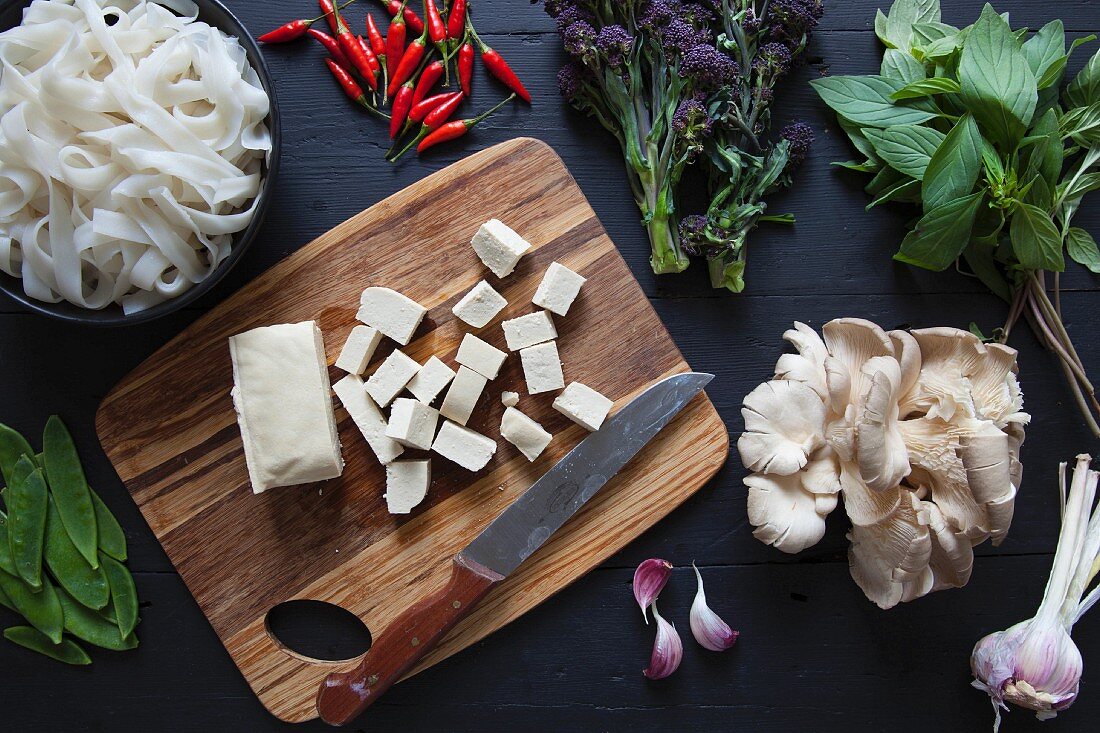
[553,382,614,431]
[385,459,430,514]
[365,349,420,407]
[471,219,531,278]
[456,333,508,380]
[439,366,488,425]
[532,262,586,316]
[229,321,344,493]
[500,407,552,462]
[406,356,456,404]
[502,311,557,351]
[385,398,440,450]
[501,391,520,407]
[452,280,508,328]
[332,375,405,464]
[432,420,497,471]
[335,325,383,375]
[519,341,564,394]
[356,287,427,345]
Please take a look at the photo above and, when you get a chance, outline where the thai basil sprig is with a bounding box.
[548,0,822,291]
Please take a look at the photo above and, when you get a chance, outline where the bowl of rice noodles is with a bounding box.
[0,0,279,325]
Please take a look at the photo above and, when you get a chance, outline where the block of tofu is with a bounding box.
[501,391,520,407]
[471,219,531,278]
[229,321,344,493]
[356,287,427,345]
[385,398,440,450]
[335,325,383,375]
[553,382,614,431]
[332,375,405,464]
[452,280,508,328]
[519,341,564,394]
[500,407,552,462]
[432,420,497,471]
[456,333,507,379]
[532,261,587,316]
[365,349,420,407]
[502,311,557,351]
[406,356,455,404]
[439,366,488,425]
[384,459,430,514]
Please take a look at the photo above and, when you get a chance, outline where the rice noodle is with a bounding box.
[0,0,270,314]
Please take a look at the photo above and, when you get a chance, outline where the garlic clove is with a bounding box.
[633,558,672,623]
[643,601,682,680]
[689,563,738,651]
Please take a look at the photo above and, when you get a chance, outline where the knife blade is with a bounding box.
[316,372,713,725]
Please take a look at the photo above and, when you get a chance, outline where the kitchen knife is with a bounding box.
[316,372,714,725]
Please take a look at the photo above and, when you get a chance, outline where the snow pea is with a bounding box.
[100,553,138,637]
[6,458,47,590]
[41,417,98,568]
[3,625,91,665]
[91,490,127,562]
[0,423,35,488]
[45,496,109,610]
[56,587,138,651]
[0,570,63,643]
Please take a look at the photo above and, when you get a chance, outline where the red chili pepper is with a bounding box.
[378,0,424,35]
[411,60,444,107]
[457,39,473,96]
[390,81,415,138]
[319,0,339,34]
[365,13,386,56]
[410,91,460,123]
[308,28,352,68]
[258,1,355,43]
[424,0,446,45]
[417,94,515,154]
[446,0,466,40]
[324,58,391,120]
[469,22,531,103]
[358,35,381,76]
[332,3,377,86]
[385,0,408,79]
[388,24,427,96]
[389,91,468,161]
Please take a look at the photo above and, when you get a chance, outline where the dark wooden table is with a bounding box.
[3,0,1099,730]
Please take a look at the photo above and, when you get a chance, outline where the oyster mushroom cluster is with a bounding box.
[737,319,1029,609]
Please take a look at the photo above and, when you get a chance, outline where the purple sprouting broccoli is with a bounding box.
[661,18,706,57]
[637,0,678,31]
[780,121,814,168]
[679,44,738,91]
[563,20,598,62]
[672,97,713,160]
[553,4,596,34]
[680,2,715,29]
[596,24,634,68]
[753,42,792,78]
[678,214,710,256]
[557,60,587,101]
[768,0,824,50]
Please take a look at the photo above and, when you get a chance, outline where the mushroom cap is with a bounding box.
[822,318,894,413]
[855,355,912,492]
[899,417,987,540]
[774,321,830,401]
[745,469,837,554]
[957,421,1016,545]
[919,499,974,591]
[847,490,932,609]
[738,380,826,475]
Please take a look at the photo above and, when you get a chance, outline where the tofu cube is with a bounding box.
[365,349,420,407]
[439,366,488,425]
[500,407,553,462]
[501,391,520,407]
[502,311,557,351]
[332,375,404,464]
[471,219,531,278]
[385,398,441,450]
[452,280,508,328]
[385,459,430,514]
[335,325,383,375]
[553,382,614,431]
[456,333,508,379]
[532,262,586,316]
[519,341,564,394]
[357,287,427,345]
[432,420,497,471]
[406,356,456,404]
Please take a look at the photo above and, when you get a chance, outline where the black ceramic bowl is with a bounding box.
[0,0,280,326]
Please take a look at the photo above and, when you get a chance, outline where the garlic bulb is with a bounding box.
[689,564,738,651]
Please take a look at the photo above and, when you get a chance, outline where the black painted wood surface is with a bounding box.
[1,1,1098,730]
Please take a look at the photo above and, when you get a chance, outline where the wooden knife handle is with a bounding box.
[316,555,504,726]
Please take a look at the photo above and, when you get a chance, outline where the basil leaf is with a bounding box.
[923,114,983,209]
[1010,202,1064,271]
[1066,227,1100,273]
[964,238,1012,301]
[837,115,880,161]
[832,160,880,173]
[881,49,926,83]
[1065,48,1100,109]
[979,138,1005,182]
[895,192,984,270]
[875,8,891,48]
[922,34,961,61]
[1060,101,1100,146]
[1059,171,1100,202]
[863,124,945,179]
[891,76,961,100]
[1022,174,1053,210]
[865,165,910,197]
[883,0,941,51]
[867,178,922,209]
[810,76,939,128]
[958,5,1037,148]
[911,21,958,46]
[1021,109,1063,191]
[1022,20,1066,90]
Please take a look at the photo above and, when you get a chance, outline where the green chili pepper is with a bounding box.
[0,423,36,488]
[56,587,138,651]
[41,417,98,568]
[6,459,48,590]
[0,570,64,643]
[45,497,109,610]
[100,553,138,637]
[4,625,91,665]
[91,490,127,561]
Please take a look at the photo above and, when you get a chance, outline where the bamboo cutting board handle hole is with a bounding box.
[264,600,373,664]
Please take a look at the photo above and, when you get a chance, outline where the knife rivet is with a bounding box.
[367,675,379,686]
[452,600,461,609]
[411,636,420,646]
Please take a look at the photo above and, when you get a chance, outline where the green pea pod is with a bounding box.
[100,553,138,637]
[4,625,91,665]
[91,490,127,561]
[41,417,98,568]
[6,459,48,590]
[0,423,36,488]
[56,587,138,651]
[0,570,64,643]
[0,513,17,577]
[45,497,109,610]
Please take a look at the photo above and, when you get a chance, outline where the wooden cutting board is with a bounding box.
[95,138,728,723]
